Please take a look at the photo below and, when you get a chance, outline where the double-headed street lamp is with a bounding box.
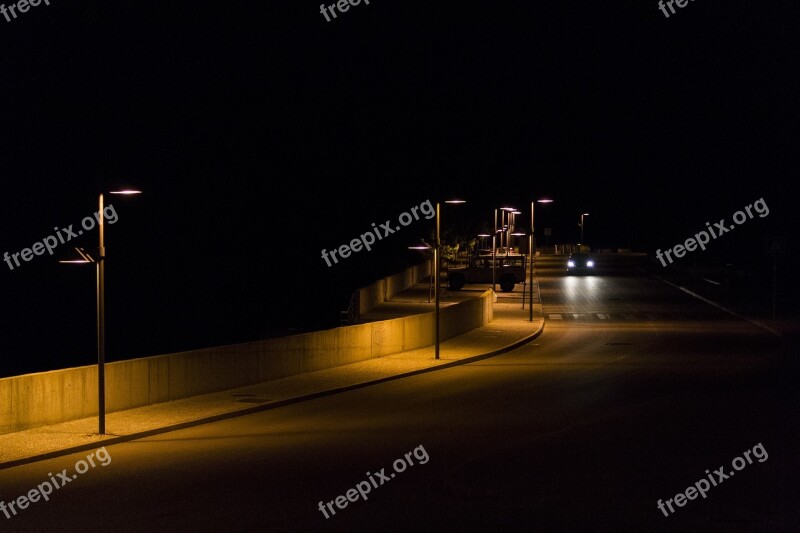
[60,189,141,435]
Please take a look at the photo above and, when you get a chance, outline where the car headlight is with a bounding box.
[587,260,594,267]
[567,260,575,267]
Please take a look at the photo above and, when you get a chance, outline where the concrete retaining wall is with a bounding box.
[358,262,431,315]
[0,286,491,435]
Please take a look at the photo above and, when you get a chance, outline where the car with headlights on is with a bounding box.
[566,253,595,274]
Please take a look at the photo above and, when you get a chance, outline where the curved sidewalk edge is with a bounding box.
[0,315,545,471]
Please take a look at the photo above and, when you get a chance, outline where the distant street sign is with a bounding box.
[766,236,785,256]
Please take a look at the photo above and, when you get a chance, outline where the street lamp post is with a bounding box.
[408,242,433,302]
[500,207,515,253]
[511,227,526,310]
[492,209,497,291]
[435,202,440,360]
[61,189,141,435]
[97,193,107,435]
[434,200,465,360]
[477,233,490,253]
[580,212,589,247]
[511,210,522,252]
[529,199,553,321]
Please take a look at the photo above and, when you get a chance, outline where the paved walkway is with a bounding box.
[0,282,543,470]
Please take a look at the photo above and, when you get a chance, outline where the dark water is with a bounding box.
[0,249,423,379]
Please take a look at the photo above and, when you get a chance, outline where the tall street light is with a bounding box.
[580,212,589,246]
[435,200,465,360]
[529,199,554,321]
[61,189,142,435]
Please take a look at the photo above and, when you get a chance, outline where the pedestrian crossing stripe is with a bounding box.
[550,313,562,319]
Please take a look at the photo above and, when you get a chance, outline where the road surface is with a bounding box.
[2,255,797,532]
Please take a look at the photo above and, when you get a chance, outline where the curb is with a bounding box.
[0,316,545,471]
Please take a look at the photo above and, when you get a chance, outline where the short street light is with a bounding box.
[60,189,141,435]
[580,212,589,246]
[434,200,465,360]
[477,233,490,253]
[408,241,434,303]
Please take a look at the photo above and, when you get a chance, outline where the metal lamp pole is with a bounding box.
[580,213,589,246]
[61,190,140,435]
[97,193,107,434]
[528,199,553,322]
[434,200,465,360]
[435,201,440,360]
[90,190,141,434]
[492,209,497,291]
[529,201,534,322]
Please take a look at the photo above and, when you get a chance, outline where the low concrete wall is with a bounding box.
[359,262,431,315]
[0,287,491,435]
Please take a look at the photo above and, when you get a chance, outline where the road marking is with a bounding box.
[645,270,781,338]
[622,313,637,319]
[549,313,562,319]
[573,313,580,319]
[596,313,609,319]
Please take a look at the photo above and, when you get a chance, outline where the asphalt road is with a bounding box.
[2,255,798,532]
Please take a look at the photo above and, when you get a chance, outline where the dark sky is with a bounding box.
[1,0,797,376]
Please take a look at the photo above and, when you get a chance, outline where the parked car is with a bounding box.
[448,253,527,292]
[566,253,595,274]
